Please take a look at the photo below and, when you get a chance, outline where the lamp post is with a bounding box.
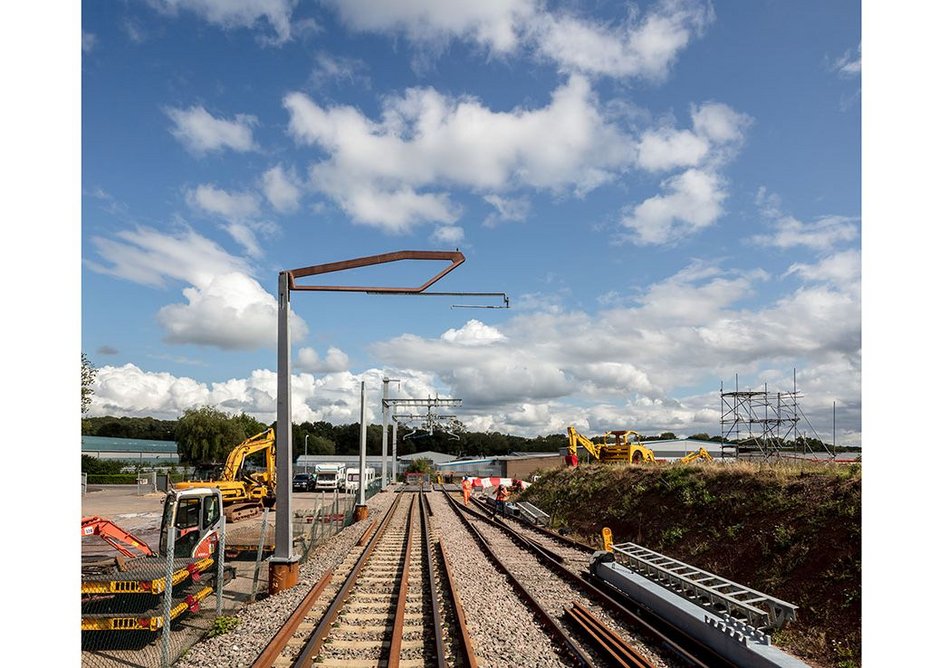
[304,434,309,473]
[268,250,471,595]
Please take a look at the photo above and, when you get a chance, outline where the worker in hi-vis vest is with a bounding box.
[461,477,472,506]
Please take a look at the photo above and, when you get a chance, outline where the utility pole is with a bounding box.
[355,381,368,518]
[381,377,389,488]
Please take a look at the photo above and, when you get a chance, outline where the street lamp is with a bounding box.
[304,434,309,473]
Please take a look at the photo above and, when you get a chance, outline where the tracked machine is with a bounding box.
[175,428,276,522]
[81,487,233,633]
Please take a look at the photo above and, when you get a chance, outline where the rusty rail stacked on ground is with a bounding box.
[565,602,656,668]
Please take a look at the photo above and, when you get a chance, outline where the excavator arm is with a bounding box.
[567,426,602,460]
[679,447,714,464]
[221,428,276,483]
[82,516,155,558]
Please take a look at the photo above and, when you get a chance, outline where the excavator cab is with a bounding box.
[159,488,223,559]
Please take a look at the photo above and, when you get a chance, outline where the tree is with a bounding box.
[175,406,253,464]
[405,458,434,475]
[81,353,97,414]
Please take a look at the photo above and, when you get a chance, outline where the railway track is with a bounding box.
[251,488,736,668]
[252,492,476,668]
[440,492,663,668]
[457,494,735,668]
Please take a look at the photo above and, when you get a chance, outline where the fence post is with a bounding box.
[161,527,176,668]
[81,472,87,495]
[216,513,226,616]
[333,489,339,533]
[249,508,270,603]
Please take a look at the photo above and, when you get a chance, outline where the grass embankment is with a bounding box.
[522,461,861,668]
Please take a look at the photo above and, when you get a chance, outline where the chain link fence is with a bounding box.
[82,481,385,666]
[81,519,229,668]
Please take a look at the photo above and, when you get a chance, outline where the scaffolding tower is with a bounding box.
[720,371,834,460]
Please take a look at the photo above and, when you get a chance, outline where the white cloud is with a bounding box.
[430,225,464,245]
[636,102,750,172]
[483,194,530,227]
[326,0,712,81]
[186,184,260,220]
[756,214,859,251]
[440,320,505,345]
[82,31,96,53]
[87,226,307,350]
[185,184,268,256]
[88,363,438,425]
[297,346,350,373]
[785,249,860,293]
[90,254,861,444]
[636,128,709,172]
[285,75,634,231]
[87,226,251,288]
[311,52,371,89]
[620,168,726,245]
[832,43,861,77]
[753,188,859,251]
[367,254,858,437]
[165,105,258,155]
[530,0,713,80]
[150,0,296,45]
[260,165,302,213]
[326,0,536,53]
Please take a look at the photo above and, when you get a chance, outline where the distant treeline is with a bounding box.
[82,411,855,466]
[83,416,177,441]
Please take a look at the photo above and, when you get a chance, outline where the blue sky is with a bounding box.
[79,1,862,444]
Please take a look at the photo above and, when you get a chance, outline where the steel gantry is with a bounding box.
[381,389,462,485]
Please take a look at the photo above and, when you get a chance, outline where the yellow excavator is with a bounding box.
[176,428,276,522]
[567,426,715,466]
[567,426,657,465]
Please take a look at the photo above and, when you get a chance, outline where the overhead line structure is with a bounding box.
[384,394,462,483]
[274,250,474,593]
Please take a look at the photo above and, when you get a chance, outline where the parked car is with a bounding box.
[292,473,315,492]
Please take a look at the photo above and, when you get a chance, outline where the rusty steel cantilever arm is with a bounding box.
[287,250,465,294]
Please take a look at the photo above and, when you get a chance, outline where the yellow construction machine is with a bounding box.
[176,428,276,522]
[678,447,714,464]
[566,426,657,465]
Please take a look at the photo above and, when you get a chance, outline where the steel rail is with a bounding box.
[250,570,334,668]
[566,601,656,668]
[289,493,405,668]
[454,494,729,668]
[425,494,479,668]
[419,492,448,668]
[387,495,417,668]
[442,492,595,667]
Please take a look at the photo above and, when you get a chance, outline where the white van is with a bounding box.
[313,463,347,492]
[344,467,376,493]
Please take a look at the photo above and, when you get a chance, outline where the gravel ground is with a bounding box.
[176,490,397,668]
[493,510,595,573]
[452,495,677,668]
[426,493,572,668]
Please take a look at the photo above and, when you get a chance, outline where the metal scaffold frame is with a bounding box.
[720,370,834,460]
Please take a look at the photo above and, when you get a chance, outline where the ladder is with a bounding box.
[611,542,798,630]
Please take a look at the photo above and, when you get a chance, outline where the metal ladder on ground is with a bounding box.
[611,542,798,630]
